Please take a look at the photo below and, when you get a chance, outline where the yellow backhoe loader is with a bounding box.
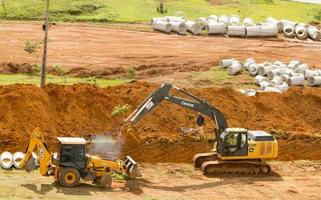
[20,127,140,188]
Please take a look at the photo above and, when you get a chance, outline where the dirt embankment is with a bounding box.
[0,82,321,162]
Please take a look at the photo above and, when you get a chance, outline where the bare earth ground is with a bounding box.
[0,22,321,83]
[0,161,320,200]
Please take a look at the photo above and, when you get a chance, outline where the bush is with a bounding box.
[111,104,131,117]
[311,8,321,21]
[125,67,136,80]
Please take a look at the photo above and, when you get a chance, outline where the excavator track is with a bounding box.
[193,152,218,168]
[201,160,271,176]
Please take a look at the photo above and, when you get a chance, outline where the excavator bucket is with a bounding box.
[124,156,141,178]
[25,156,37,172]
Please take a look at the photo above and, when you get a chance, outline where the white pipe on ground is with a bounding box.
[12,152,25,169]
[255,75,268,85]
[259,24,278,37]
[243,18,255,26]
[186,21,202,35]
[0,151,13,169]
[287,60,302,69]
[151,17,168,24]
[307,26,321,41]
[304,69,320,79]
[169,21,187,34]
[271,76,284,85]
[260,81,274,90]
[206,15,218,23]
[258,64,274,76]
[152,20,172,33]
[295,24,308,40]
[287,76,305,86]
[294,64,309,74]
[220,59,235,69]
[227,25,246,37]
[307,76,321,86]
[229,15,240,25]
[281,74,290,82]
[228,61,243,75]
[266,17,283,33]
[244,58,255,70]
[275,82,289,93]
[165,16,186,22]
[279,68,294,76]
[283,24,295,38]
[245,89,256,96]
[248,63,259,76]
[264,87,282,93]
[206,21,226,35]
[195,17,207,29]
[268,69,281,80]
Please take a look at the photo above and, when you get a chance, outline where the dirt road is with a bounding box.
[0,161,320,200]
[0,22,321,77]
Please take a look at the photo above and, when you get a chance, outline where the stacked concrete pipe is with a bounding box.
[307,26,321,41]
[227,25,246,37]
[228,61,243,75]
[0,151,13,169]
[307,76,321,86]
[243,18,255,27]
[295,24,308,40]
[228,15,240,25]
[152,20,172,33]
[186,21,202,35]
[266,17,283,33]
[12,152,25,169]
[169,21,187,34]
[206,21,226,35]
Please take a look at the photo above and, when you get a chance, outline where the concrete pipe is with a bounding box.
[246,25,261,37]
[268,69,281,80]
[294,64,309,74]
[165,16,186,22]
[281,19,298,27]
[260,81,274,90]
[12,152,25,169]
[245,89,256,97]
[243,18,255,27]
[186,21,202,35]
[271,76,284,85]
[169,21,187,34]
[0,151,13,169]
[227,25,246,37]
[283,24,295,38]
[304,69,320,79]
[275,82,289,93]
[228,61,243,75]
[151,17,168,24]
[229,15,240,25]
[258,64,274,76]
[295,25,308,40]
[248,63,259,76]
[244,58,255,70]
[220,59,235,69]
[307,26,321,41]
[264,87,282,93]
[218,15,229,25]
[287,60,302,69]
[152,21,172,33]
[255,75,268,85]
[307,76,321,87]
[260,24,278,37]
[281,74,290,83]
[206,21,226,35]
[287,76,305,86]
[266,17,283,33]
[206,15,218,23]
[279,68,294,76]
[195,17,207,29]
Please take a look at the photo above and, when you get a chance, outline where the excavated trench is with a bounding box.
[0,82,321,162]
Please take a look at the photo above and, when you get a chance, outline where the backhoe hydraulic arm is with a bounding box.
[125,83,228,139]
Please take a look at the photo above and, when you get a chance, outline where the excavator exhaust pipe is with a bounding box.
[124,156,141,178]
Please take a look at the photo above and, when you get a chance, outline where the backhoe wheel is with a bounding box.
[99,173,112,189]
[58,167,80,187]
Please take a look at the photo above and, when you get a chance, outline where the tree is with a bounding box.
[40,0,49,87]
[1,0,7,17]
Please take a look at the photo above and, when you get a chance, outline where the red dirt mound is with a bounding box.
[0,82,321,162]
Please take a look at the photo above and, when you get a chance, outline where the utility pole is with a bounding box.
[40,0,49,87]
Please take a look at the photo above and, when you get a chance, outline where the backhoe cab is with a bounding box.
[20,128,139,188]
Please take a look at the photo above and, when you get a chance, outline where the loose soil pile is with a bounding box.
[0,82,321,162]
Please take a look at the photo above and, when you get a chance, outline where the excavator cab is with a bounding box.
[219,128,248,157]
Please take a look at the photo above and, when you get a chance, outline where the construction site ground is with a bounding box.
[1,21,321,199]
[0,161,321,200]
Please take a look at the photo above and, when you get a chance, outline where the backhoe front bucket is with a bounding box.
[124,156,141,178]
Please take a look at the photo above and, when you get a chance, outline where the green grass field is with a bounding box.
[0,74,128,87]
[0,0,320,23]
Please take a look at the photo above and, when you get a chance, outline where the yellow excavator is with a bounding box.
[124,83,278,175]
[20,128,140,188]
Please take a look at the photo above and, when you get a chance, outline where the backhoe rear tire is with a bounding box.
[58,167,80,187]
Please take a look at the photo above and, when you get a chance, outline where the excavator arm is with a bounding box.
[125,83,228,140]
[19,128,52,176]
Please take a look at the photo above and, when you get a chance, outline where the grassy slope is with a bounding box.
[0,0,319,23]
[0,74,128,87]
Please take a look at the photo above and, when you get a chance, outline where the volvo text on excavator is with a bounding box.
[124,83,278,175]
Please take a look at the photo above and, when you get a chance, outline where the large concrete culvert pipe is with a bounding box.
[218,15,229,25]
[266,17,283,33]
[186,21,202,35]
[169,21,187,34]
[307,26,321,41]
[220,59,235,69]
[295,24,308,40]
[12,152,25,169]
[206,21,226,35]
[304,69,320,79]
[283,25,295,38]
[228,61,242,75]
[152,20,172,33]
[255,75,268,85]
[0,151,13,169]
[227,25,246,37]
[248,63,259,76]
[258,64,274,76]
[287,75,305,86]
[307,76,321,86]
[228,15,240,25]
[244,58,255,70]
